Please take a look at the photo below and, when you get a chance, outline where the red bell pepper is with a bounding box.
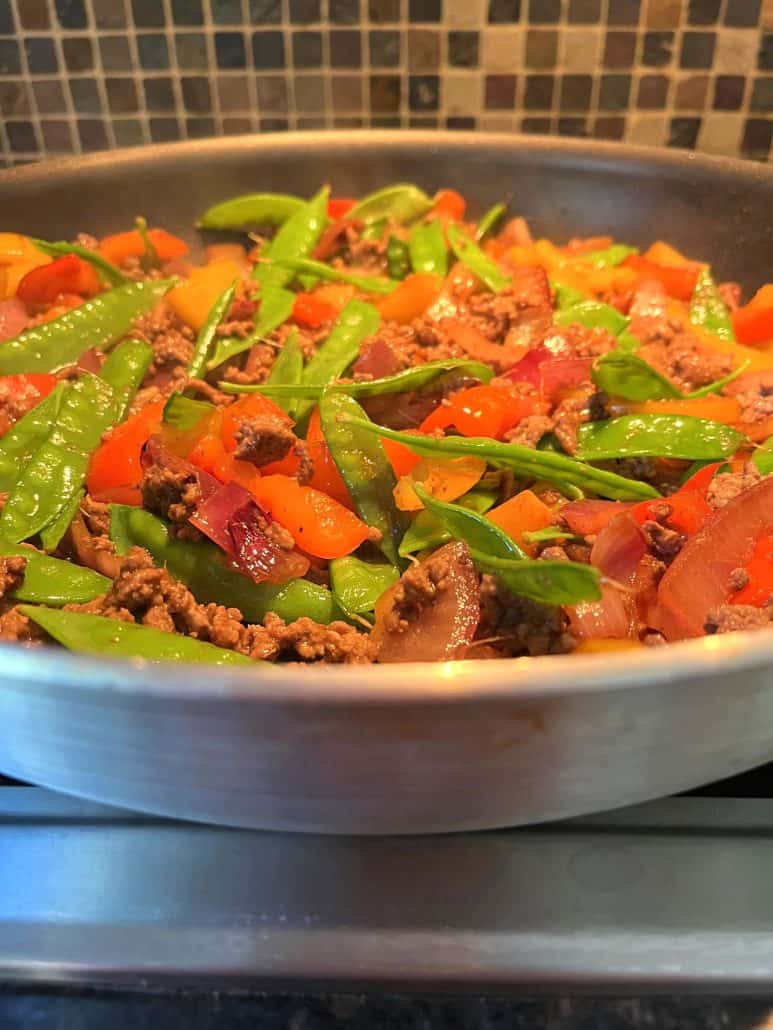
[327,197,356,219]
[86,399,166,504]
[732,284,773,346]
[731,532,773,607]
[420,384,536,440]
[16,254,100,305]
[292,291,338,329]
[432,189,466,222]
[623,254,698,302]
[0,373,58,436]
[632,462,721,536]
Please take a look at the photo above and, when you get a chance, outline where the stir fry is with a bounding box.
[0,184,772,665]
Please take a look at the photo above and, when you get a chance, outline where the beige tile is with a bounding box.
[673,73,709,111]
[560,28,602,71]
[698,113,744,157]
[478,112,517,131]
[444,72,482,115]
[763,0,773,30]
[445,0,487,28]
[626,114,668,146]
[644,0,681,28]
[407,29,441,70]
[713,30,760,73]
[480,28,522,72]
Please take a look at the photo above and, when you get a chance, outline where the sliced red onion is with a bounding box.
[141,435,220,501]
[561,499,635,537]
[0,298,28,342]
[590,512,648,583]
[503,346,551,388]
[190,479,252,555]
[538,357,593,401]
[568,583,633,641]
[353,337,402,380]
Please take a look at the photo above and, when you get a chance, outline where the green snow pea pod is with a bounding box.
[754,436,773,475]
[413,484,525,560]
[208,284,295,370]
[690,268,735,342]
[361,218,387,242]
[687,360,751,399]
[398,488,497,557]
[348,184,432,225]
[592,352,681,402]
[475,203,506,241]
[254,185,329,291]
[553,299,630,337]
[0,543,109,606]
[134,216,158,272]
[187,280,238,379]
[576,414,746,461]
[197,191,304,231]
[386,236,411,280]
[0,382,67,491]
[576,244,637,270]
[295,299,380,421]
[329,556,399,615]
[0,279,173,375]
[109,504,339,625]
[522,527,580,544]
[470,550,601,606]
[319,390,405,566]
[163,392,214,431]
[21,605,255,666]
[551,279,588,309]
[270,256,397,295]
[32,239,128,286]
[99,338,154,420]
[39,488,85,552]
[1,374,117,544]
[345,415,660,501]
[408,220,447,277]
[446,222,510,292]
[265,328,303,416]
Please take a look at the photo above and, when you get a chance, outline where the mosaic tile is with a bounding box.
[137,34,170,69]
[0,81,29,116]
[409,73,440,109]
[211,0,244,24]
[332,28,362,68]
[713,74,745,110]
[484,73,516,108]
[637,72,668,107]
[218,74,249,110]
[407,28,440,69]
[370,73,401,111]
[568,0,601,23]
[18,0,49,30]
[106,77,140,113]
[293,30,322,67]
[524,73,554,108]
[173,0,204,25]
[448,30,479,67]
[41,119,74,151]
[607,0,641,25]
[524,29,557,68]
[24,37,56,74]
[674,73,709,109]
[114,119,145,146]
[62,37,94,73]
[369,0,400,23]
[252,30,285,68]
[215,31,247,67]
[92,0,126,28]
[99,37,133,72]
[369,29,401,66]
[55,0,87,30]
[488,0,520,22]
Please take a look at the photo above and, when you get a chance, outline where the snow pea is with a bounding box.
[345,416,660,501]
[408,220,447,277]
[413,484,525,560]
[470,550,601,606]
[329,556,399,615]
[134,216,158,272]
[690,268,735,342]
[446,222,510,292]
[551,279,588,308]
[348,183,432,225]
[208,284,295,370]
[554,299,630,337]
[32,238,128,286]
[0,382,67,491]
[163,392,214,430]
[39,489,84,552]
[109,505,339,625]
[254,185,329,291]
[577,414,746,461]
[1,374,117,544]
[20,605,255,666]
[399,488,497,557]
[265,328,303,416]
[475,202,506,241]
[295,299,380,420]
[592,352,681,402]
[269,256,398,295]
[0,543,109,606]
[754,437,773,475]
[687,360,750,399]
[188,280,238,379]
[197,191,304,231]
[386,236,411,280]
[319,390,405,566]
[361,218,387,241]
[99,338,154,419]
[0,279,173,375]
[576,244,637,270]
[522,527,580,544]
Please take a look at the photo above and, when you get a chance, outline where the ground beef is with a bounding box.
[719,282,742,311]
[235,415,296,467]
[0,604,44,644]
[637,330,732,392]
[333,222,389,275]
[73,232,99,250]
[550,385,603,455]
[540,545,569,561]
[464,267,553,349]
[0,377,48,433]
[475,574,575,657]
[295,441,313,485]
[642,519,685,564]
[133,304,195,376]
[0,555,26,600]
[707,464,762,509]
[505,414,554,448]
[119,256,165,283]
[542,322,618,360]
[256,612,375,664]
[729,567,750,592]
[141,462,201,538]
[381,546,456,636]
[705,604,773,635]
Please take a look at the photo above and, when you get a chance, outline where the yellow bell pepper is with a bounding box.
[393,456,487,512]
[166,258,243,331]
[0,234,51,300]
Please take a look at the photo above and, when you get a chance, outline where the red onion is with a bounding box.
[590,512,648,583]
[142,435,220,500]
[503,346,551,388]
[77,347,105,374]
[568,584,633,641]
[353,337,402,380]
[538,357,593,401]
[0,298,28,342]
[561,499,635,536]
[313,216,362,261]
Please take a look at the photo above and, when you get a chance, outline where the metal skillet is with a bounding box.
[0,131,771,834]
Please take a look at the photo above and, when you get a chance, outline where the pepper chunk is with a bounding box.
[17,254,100,304]
[420,384,536,439]
[732,285,773,346]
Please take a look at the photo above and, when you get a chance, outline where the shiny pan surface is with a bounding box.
[0,131,771,833]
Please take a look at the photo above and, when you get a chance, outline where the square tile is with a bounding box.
[680,31,716,69]
[131,0,165,27]
[41,119,75,150]
[561,28,602,71]
[594,115,626,138]
[481,27,520,70]
[644,0,680,26]
[215,31,247,68]
[409,0,442,20]
[137,35,170,69]
[725,0,762,26]
[186,116,216,136]
[252,30,285,69]
[557,116,589,136]
[149,117,180,142]
[294,73,325,112]
[181,75,211,111]
[446,115,476,127]
[713,29,759,71]
[260,116,289,130]
[484,72,516,107]
[698,111,743,154]
[712,74,745,110]
[32,79,67,113]
[409,73,440,109]
[674,73,709,108]
[18,0,50,29]
[407,28,440,69]
[23,38,55,74]
[444,73,481,114]
[759,33,773,69]
[559,73,592,110]
[62,37,94,72]
[144,76,175,110]
[175,33,209,70]
[210,0,244,23]
[488,0,520,20]
[0,0,11,31]
[0,81,30,116]
[331,29,362,68]
[249,0,281,21]
[668,115,701,147]
[567,0,601,22]
[92,0,126,27]
[331,73,364,111]
[99,37,133,72]
[528,0,559,21]
[217,74,249,109]
[448,31,479,66]
[173,0,204,24]
[521,115,552,132]
[445,0,485,25]
[369,30,401,67]
[642,30,674,66]
[114,119,146,146]
[603,30,637,68]
[524,30,557,68]
[599,72,632,108]
[78,118,109,150]
[223,116,253,132]
[628,112,668,144]
[608,0,641,25]
[741,117,772,159]
[292,31,322,67]
[636,72,668,107]
[7,121,38,152]
[370,73,401,111]
[55,0,88,29]
[70,78,102,113]
[288,0,321,20]
[106,76,139,112]
[330,0,360,23]
[256,76,288,112]
[751,76,773,110]
[524,73,553,108]
[369,0,401,21]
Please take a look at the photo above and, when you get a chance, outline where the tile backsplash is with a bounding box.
[0,0,770,166]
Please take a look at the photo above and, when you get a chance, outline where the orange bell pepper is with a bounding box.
[376,273,443,324]
[732,284,773,346]
[393,456,487,512]
[16,254,100,304]
[250,474,369,559]
[575,638,644,653]
[327,197,356,219]
[166,259,243,332]
[731,532,773,607]
[86,399,166,504]
[420,384,536,439]
[432,189,466,221]
[305,406,353,507]
[622,396,741,424]
[98,227,188,266]
[380,434,422,479]
[623,254,698,301]
[643,241,693,268]
[486,489,553,555]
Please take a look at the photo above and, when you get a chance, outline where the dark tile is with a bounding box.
[521,115,552,133]
[149,117,180,143]
[55,0,87,28]
[668,115,701,148]
[289,0,321,21]
[331,29,362,68]
[528,0,559,21]
[642,30,674,66]
[294,74,324,112]
[560,73,592,110]
[448,30,478,66]
[594,115,626,139]
[558,116,589,136]
[41,119,74,150]
[18,0,49,29]
[369,0,400,20]
[144,76,175,110]
[371,114,401,126]
[99,36,132,71]
[567,0,600,20]
[713,74,744,110]
[78,118,109,151]
[370,73,401,112]
[217,74,249,109]
[369,29,400,67]
[674,73,708,109]
[175,33,208,69]
[215,31,246,67]
[680,31,715,69]
[724,0,761,26]
[330,0,360,23]
[32,80,66,113]
[524,73,553,108]
[293,31,322,67]
[407,28,439,68]
[637,72,668,107]
[409,115,438,126]
[297,115,325,128]
[172,0,203,23]
[210,0,243,23]
[23,38,54,74]
[222,116,252,132]
[488,0,521,20]
[603,30,637,67]
[257,76,288,111]
[608,0,640,24]
[446,115,476,128]
[114,119,145,146]
[186,116,216,137]
[181,75,211,112]
[331,73,363,111]
[409,73,440,109]
[252,31,285,68]
[750,77,773,112]
[0,82,30,117]
[485,73,516,108]
[7,121,37,152]
[741,117,773,160]
[0,0,10,31]
[760,34,773,71]
[92,0,126,27]
[137,34,169,69]
[409,0,441,20]
[62,37,94,72]
[599,72,631,109]
[333,115,365,127]
[260,117,289,131]
[688,0,720,23]
[70,78,102,113]
[249,0,281,21]
[525,30,557,67]
[105,77,139,113]
[131,0,165,26]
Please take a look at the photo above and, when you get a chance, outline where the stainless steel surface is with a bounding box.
[0,132,771,833]
[5,786,773,993]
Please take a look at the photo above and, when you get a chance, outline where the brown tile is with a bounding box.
[105,77,140,113]
[603,30,637,68]
[18,0,50,29]
[294,74,325,112]
[92,0,128,27]
[484,73,516,108]
[331,74,364,111]
[674,73,709,109]
[40,119,74,151]
[407,29,440,69]
[217,75,250,111]
[369,73,401,112]
[0,82,31,117]
[223,117,253,133]
[594,115,626,139]
[256,76,288,112]
[763,0,773,29]
[636,72,669,107]
[32,79,67,113]
[712,74,745,110]
[525,30,557,68]
[333,115,365,127]
[645,0,681,26]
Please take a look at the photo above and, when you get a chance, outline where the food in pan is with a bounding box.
[0,184,771,665]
